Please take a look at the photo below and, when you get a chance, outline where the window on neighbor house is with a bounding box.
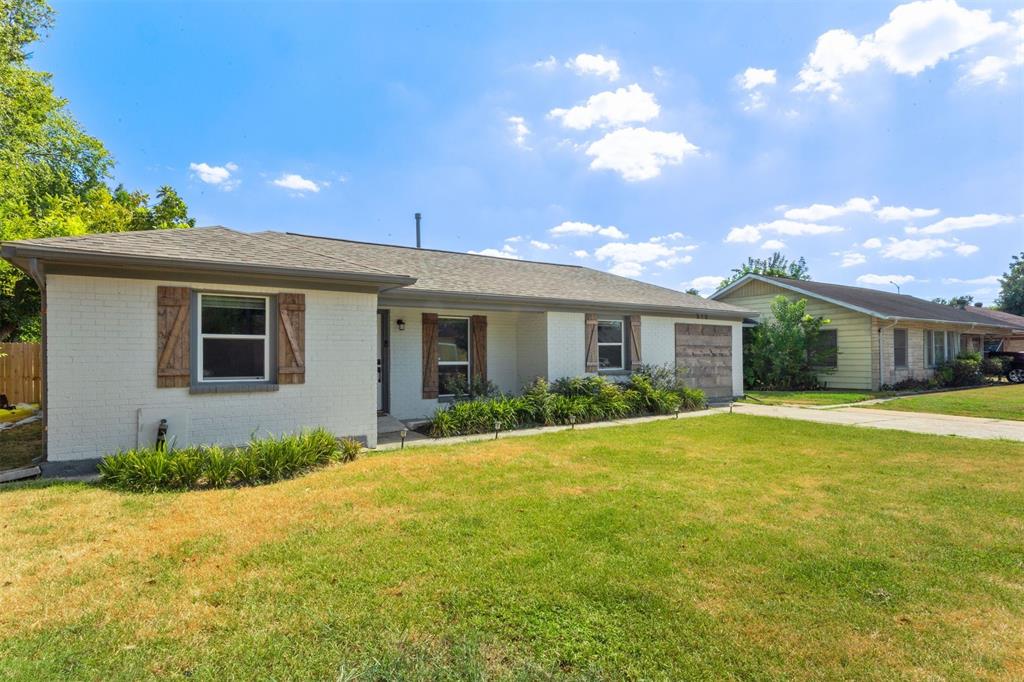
[810,329,838,368]
[198,294,269,382]
[925,330,957,367]
[597,319,624,370]
[437,317,470,395]
[893,329,908,368]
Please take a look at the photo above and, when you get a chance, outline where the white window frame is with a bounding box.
[926,329,957,367]
[597,319,625,371]
[437,316,471,397]
[197,293,271,383]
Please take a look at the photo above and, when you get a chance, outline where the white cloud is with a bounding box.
[650,231,686,242]
[683,275,726,296]
[530,240,553,250]
[783,196,878,221]
[507,116,531,149]
[656,255,694,268]
[534,56,558,70]
[838,251,868,267]
[861,237,883,249]
[468,244,521,259]
[609,262,644,277]
[857,273,917,286]
[594,241,684,265]
[737,67,777,110]
[881,236,978,260]
[908,213,1014,234]
[572,249,590,258]
[738,67,777,90]
[549,221,628,239]
[504,235,522,243]
[875,205,941,221]
[189,161,239,190]
[963,55,1013,85]
[566,53,620,81]
[761,239,787,249]
[549,84,659,130]
[725,219,844,244]
[272,173,322,193]
[585,127,699,181]
[795,0,1009,98]
[943,275,1000,285]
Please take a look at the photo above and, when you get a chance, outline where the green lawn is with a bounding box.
[1,415,1022,680]
[865,384,1024,421]
[741,390,890,406]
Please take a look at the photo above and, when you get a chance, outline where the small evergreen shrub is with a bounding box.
[981,355,1007,378]
[99,428,349,492]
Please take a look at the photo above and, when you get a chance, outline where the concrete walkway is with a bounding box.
[731,402,1024,442]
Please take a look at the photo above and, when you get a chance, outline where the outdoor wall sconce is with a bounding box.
[396,319,406,331]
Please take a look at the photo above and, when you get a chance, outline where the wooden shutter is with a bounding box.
[585,313,599,373]
[277,293,305,384]
[157,286,191,388]
[422,313,438,399]
[626,315,642,370]
[471,315,487,382]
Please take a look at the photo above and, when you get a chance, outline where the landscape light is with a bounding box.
[399,428,408,449]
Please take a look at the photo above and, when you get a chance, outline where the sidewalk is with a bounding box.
[731,403,1024,442]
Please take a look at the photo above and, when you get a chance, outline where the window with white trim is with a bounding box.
[198,294,270,382]
[925,330,957,367]
[597,319,624,370]
[437,317,470,395]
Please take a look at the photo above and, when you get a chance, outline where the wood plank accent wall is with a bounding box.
[0,342,41,404]
[674,323,733,399]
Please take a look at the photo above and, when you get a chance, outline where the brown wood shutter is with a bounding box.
[585,313,599,373]
[626,315,642,370]
[277,293,306,384]
[422,313,439,399]
[157,286,191,387]
[471,315,487,382]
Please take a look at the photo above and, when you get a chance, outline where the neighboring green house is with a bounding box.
[711,275,1017,390]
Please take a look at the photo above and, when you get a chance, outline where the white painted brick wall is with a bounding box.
[545,312,587,380]
[385,307,520,420]
[515,312,547,389]
[46,275,378,461]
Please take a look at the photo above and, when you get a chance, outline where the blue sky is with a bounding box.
[38,0,1024,302]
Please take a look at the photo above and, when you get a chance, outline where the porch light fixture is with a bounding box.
[399,428,408,449]
[396,319,406,331]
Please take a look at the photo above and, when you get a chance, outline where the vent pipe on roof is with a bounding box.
[415,213,422,248]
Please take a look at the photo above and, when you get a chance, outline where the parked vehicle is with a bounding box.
[989,352,1024,383]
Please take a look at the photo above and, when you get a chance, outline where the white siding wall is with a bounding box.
[385,307,520,420]
[641,316,744,397]
[515,312,547,388]
[46,274,378,462]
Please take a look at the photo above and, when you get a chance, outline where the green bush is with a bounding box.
[98,428,350,492]
[981,355,1007,378]
[426,371,706,437]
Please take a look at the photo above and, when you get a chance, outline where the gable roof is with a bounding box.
[1,226,752,318]
[711,274,1017,328]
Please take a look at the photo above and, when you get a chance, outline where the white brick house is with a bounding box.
[2,227,752,472]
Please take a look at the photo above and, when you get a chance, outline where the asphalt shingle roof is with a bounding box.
[741,275,1017,328]
[968,307,1024,331]
[2,226,750,316]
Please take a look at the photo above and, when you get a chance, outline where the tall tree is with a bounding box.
[0,0,193,340]
[995,252,1024,316]
[718,252,810,289]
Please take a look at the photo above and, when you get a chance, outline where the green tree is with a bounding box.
[744,296,836,390]
[0,0,193,340]
[931,295,974,309]
[718,252,810,289]
[995,252,1024,316]
[684,287,700,296]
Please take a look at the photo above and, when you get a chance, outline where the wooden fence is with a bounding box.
[0,343,42,405]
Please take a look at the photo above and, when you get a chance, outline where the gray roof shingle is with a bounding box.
[719,274,1018,328]
[2,226,751,316]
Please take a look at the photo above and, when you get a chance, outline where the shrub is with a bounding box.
[943,352,984,387]
[677,387,707,410]
[981,355,1007,378]
[744,296,835,390]
[98,427,350,492]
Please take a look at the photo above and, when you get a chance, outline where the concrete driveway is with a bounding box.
[732,403,1024,442]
